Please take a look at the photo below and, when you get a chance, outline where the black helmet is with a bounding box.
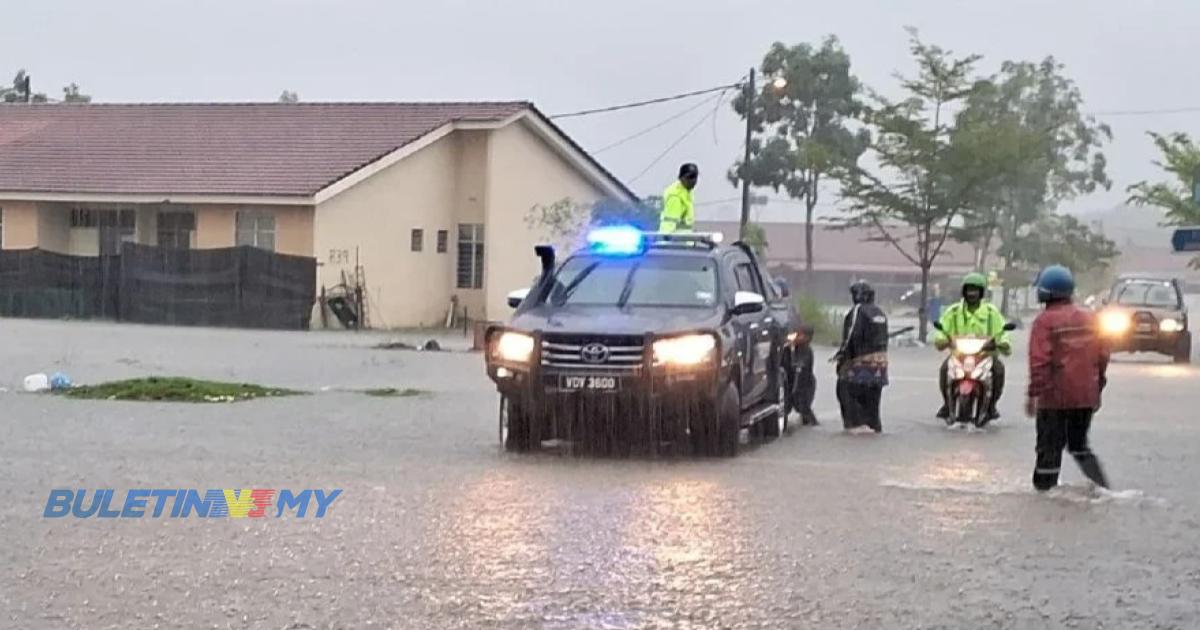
[850,280,875,304]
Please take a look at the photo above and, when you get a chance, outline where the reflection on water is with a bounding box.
[432,465,756,629]
[885,451,1012,534]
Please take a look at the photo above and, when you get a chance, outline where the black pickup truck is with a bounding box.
[484,228,807,456]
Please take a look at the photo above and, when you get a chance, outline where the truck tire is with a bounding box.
[693,381,741,457]
[1174,332,1192,364]
[503,398,536,452]
[761,366,789,439]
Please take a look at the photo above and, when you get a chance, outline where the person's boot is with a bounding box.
[1075,455,1109,489]
[987,404,1001,421]
[936,405,950,419]
[801,412,819,427]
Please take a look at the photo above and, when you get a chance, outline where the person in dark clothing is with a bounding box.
[835,281,890,433]
[1027,265,1110,491]
[788,323,819,426]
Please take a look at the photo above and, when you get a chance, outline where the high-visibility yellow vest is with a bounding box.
[658,181,694,232]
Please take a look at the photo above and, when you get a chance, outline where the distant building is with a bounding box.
[697,220,980,304]
[0,102,636,327]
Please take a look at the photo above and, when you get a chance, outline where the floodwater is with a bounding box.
[1,319,1198,629]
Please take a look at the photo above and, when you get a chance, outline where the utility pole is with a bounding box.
[22,75,31,103]
[738,67,755,240]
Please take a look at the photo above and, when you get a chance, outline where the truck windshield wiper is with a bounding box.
[616,262,641,308]
[554,262,600,305]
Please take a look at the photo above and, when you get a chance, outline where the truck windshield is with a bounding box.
[549,255,718,308]
[1113,281,1179,308]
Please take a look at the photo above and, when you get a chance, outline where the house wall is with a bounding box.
[452,131,490,319]
[483,121,608,319]
[1,201,39,249]
[195,205,237,249]
[276,206,315,257]
[314,132,460,328]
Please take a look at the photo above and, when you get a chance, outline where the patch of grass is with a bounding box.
[361,387,426,398]
[795,295,842,346]
[62,377,300,403]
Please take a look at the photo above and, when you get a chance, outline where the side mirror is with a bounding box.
[932,321,945,333]
[773,277,791,298]
[1003,322,1018,331]
[732,291,766,316]
[507,288,530,309]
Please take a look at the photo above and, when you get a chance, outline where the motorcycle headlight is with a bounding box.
[1160,318,1181,333]
[1100,311,1131,336]
[954,338,987,355]
[653,334,717,366]
[494,331,535,363]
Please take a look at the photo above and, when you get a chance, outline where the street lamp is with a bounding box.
[739,71,788,239]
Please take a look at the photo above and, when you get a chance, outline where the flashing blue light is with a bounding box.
[587,225,645,256]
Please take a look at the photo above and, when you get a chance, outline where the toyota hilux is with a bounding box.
[484,227,798,456]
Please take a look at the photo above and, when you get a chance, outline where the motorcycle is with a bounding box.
[933,320,1017,428]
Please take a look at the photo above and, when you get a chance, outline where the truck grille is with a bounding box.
[540,334,645,370]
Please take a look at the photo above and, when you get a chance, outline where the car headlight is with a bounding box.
[1160,318,1181,333]
[1100,311,1131,336]
[653,334,717,366]
[494,331,535,363]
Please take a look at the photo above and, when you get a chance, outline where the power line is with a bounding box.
[549,80,742,120]
[593,92,724,154]
[628,104,724,184]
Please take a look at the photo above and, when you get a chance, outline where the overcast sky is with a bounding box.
[5,0,1199,222]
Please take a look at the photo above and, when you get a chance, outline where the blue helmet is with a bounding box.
[1036,265,1075,303]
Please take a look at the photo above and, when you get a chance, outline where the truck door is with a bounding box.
[732,259,772,403]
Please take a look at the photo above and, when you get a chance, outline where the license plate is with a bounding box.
[1136,323,1153,332]
[558,375,620,392]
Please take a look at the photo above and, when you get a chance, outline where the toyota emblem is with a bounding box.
[579,343,610,364]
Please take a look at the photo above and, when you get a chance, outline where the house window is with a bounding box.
[97,209,136,255]
[436,229,448,254]
[71,208,98,228]
[236,209,276,251]
[411,228,424,252]
[157,211,195,249]
[456,223,484,289]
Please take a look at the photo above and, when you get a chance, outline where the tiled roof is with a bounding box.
[0,102,533,197]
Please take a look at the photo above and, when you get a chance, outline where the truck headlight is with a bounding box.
[1100,311,1130,336]
[653,334,717,366]
[494,331,535,363]
[1160,318,1181,333]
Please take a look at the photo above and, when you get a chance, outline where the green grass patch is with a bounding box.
[62,377,300,403]
[796,295,842,346]
[361,387,426,398]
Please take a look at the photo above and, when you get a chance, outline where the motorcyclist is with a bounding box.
[934,272,1012,420]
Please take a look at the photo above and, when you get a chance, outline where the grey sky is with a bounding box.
[5,0,1198,222]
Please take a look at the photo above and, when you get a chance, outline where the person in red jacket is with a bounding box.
[1026,265,1110,491]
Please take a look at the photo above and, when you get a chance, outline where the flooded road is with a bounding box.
[1,319,1198,629]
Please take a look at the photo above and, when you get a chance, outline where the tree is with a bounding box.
[742,222,768,258]
[1,69,89,103]
[953,57,1111,311]
[1008,213,1119,294]
[730,37,868,277]
[62,83,91,103]
[278,90,300,103]
[834,30,985,341]
[1127,131,1200,268]
[526,197,659,251]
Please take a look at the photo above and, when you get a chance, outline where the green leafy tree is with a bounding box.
[835,30,986,341]
[954,58,1111,311]
[1006,213,1119,296]
[278,90,300,103]
[1127,131,1200,268]
[62,83,91,103]
[730,36,869,276]
[742,222,768,258]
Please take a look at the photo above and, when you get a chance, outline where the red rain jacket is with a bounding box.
[1028,302,1110,410]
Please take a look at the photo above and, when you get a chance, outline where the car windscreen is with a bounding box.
[548,255,718,308]
[1113,281,1180,308]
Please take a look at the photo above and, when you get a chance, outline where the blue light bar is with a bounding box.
[587,225,645,256]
